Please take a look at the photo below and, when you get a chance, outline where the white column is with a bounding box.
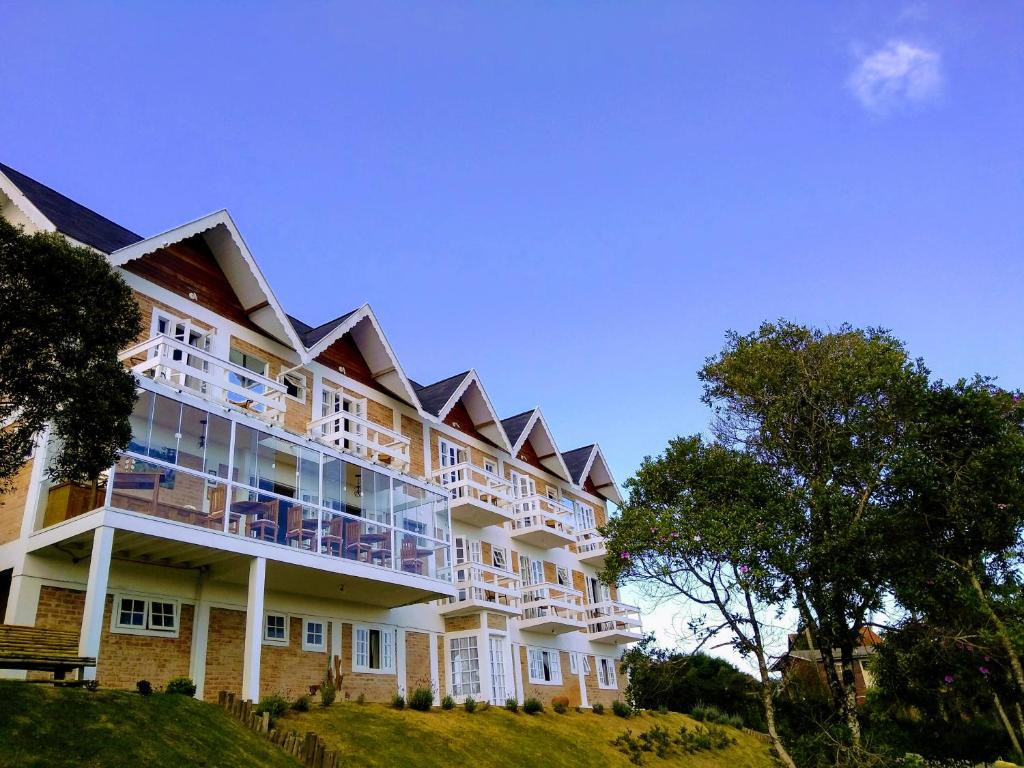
[241,556,265,702]
[479,615,493,704]
[330,619,342,662]
[423,424,432,477]
[428,631,439,698]
[396,628,407,696]
[79,526,114,681]
[511,642,525,704]
[189,602,211,700]
[577,657,589,708]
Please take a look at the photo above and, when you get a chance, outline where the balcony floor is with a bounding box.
[517,615,585,635]
[438,598,521,618]
[27,508,455,608]
[449,498,513,529]
[589,628,643,645]
[578,548,608,568]
[510,527,575,550]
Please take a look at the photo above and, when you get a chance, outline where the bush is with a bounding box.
[392,692,405,710]
[441,694,455,710]
[355,692,366,705]
[292,695,311,712]
[319,683,336,708]
[656,704,668,715]
[611,729,645,766]
[408,687,433,711]
[256,694,290,723]
[477,701,490,712]
[553,701,568,714]
[575,706,583,713]
[136,680,152,696]
[504,698,519,712]
[612,699,633,718]
[592,702,605,715]
[164,677,196,696]
[639,725,673,758]
[464,697,477,713]
[84,680,99,692]
[523,697,543,714]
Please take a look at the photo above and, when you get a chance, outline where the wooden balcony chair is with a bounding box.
[246,501,279,542]
[285,506,315,550]
[344,521,374,562]
[206,485,242,534]
[400,536,424,575]
[320,515,344,557]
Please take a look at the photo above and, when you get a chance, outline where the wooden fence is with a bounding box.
[217,691,344,768]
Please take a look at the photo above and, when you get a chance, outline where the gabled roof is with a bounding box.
[108,210,306,354]
[562,443,623,505]
[502,408,572,482]
[0,162,143,253]
[303,305,422,408]
[414,371,513,452]
[288,309,360,347]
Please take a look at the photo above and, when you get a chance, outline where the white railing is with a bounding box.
[450,560,521,611]
[511,495,575,538]
[433,462,515,512]
[520,582,584,623]
[119,335,287,424]
[587,600,642,634]
[576,527,607,557]
[308,407,411,471]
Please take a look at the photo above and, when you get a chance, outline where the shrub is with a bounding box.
[656,704,668,715]
[392,692,405,710]
[164,677,196,696]
[676,724,735,754]
[356,692,366,705]
[136,680,152,696]
[408,687,434,711]
[504,698,519,712]
[464,697,477,713]
[256,694,290,723]
[523,697,543,714]
[84,680,99,692]
[611,729,645,766]
[592,702,605,715]
[553,701,568,714]
[639,725,673,758]
[477,701,490,712]
[723,713,744,729]
[612,699,633,718]
[292,695,311,712]
[575,706,583,713]
[320,683,336,707]
[441,694,455,710]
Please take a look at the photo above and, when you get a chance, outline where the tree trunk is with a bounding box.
[993,692,1023,757]
[839,645,862,749]
[970,570,1024,699]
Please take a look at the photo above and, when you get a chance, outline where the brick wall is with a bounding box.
[34,586,193,690]
[583,656,625,707]
[401,415,425,479]
[260,616,329,700]
[405,631,431,694]
[444,615,480,633]
[518,648,580,706]
[436,634,447,695]
[0,458,32,543]
[204,607,244,702]
[337,622,398,703]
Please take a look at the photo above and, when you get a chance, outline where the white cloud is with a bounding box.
[847,40,943,115]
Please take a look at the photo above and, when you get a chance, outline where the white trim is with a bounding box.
[0,168,56,234]
[300,616,327,652]
[597,656,618,689]
[110,593,182,638]
[352,623,397,674]
[507,409,572,482]
[261,612,289,646]
[433,371,513,453]
[526,646,563,686]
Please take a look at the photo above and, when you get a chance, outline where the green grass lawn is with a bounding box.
[278,702,776,768]
[0,682,299,768]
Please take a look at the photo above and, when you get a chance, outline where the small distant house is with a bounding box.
[772,627,881,705]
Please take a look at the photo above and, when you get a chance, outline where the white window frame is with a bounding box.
[263,612,289,646]
[449,634,481,698]
[491,547,507,571]
[111,594,181,638]
[556,566,570,587]
[302,617,327,652]
[280,371,307,403]
[582,655,592,675]
[527,647,563,685]
[597,657,618,689]
[569,652,579,675]
[353,624,395,674]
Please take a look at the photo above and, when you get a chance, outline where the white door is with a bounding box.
[489,636,508,705]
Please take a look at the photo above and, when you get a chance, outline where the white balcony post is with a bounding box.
[511,642,524,705]
[242,556,266,702]
[578,657,589,708]
[79,526,114,680]
[190,601,211,700]
[479,621,493,705]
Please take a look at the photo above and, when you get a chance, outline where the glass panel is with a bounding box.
[147,395,182,463]
[344,463,390,522]
[296,445,320,505]
[110,455,226,530]
[204,412,231,479]
[321,456,345,511]
[176,404,208,472]
[257,436,298,497]
[393,480,430,536]
[127,390,154,455]
[232,424,259,486]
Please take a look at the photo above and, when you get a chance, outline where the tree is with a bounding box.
[0,218,141,489]
[603,435,800,768]
[698,321,930,747]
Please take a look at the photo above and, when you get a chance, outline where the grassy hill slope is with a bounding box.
[0,682,299,768]
[279,702,775,768]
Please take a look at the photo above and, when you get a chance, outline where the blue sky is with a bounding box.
[2,1,1023,650]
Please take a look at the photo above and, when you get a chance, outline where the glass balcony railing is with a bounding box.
[35,384,452,583]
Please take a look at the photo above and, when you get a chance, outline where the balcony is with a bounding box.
[119,334,287,425]
[440,561,521,617]
[433,463,515,528]
[587,600,643,644]
[576,528,608,567]
[308,408,411,473]
[518,583,585,634]
[509,496,575,549]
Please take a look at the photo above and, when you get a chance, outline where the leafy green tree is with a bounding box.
[0,218,140,489]
[604,435,799,768]
[698,321,930,747]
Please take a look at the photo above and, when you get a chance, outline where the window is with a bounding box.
[113,596,178,636]
[228,347,268,409]
[582,655,591,675]
[354,625,394,673]
[264,613,288,645]
[491,547,507,571]
[569,652,579,675]
[303,619,326,652]
[450,636,480,697]
[574,502,596,531]
[281,372,307,402]
[527,648,562,685]
[598,657,617,689]
[483,459,497,475]
[556,566,570,587]
[546,487,557,500]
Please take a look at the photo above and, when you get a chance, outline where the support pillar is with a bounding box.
[511,642,525,704]
[242,556,265,702]
[79,526,114,681]
[428,631,440,697]
[396,628,407,696]
[189,602,211,700]
[578,657,589,708]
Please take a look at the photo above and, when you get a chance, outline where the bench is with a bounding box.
[0,624,96,683]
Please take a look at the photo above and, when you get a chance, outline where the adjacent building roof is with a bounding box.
[0,162,143,253]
